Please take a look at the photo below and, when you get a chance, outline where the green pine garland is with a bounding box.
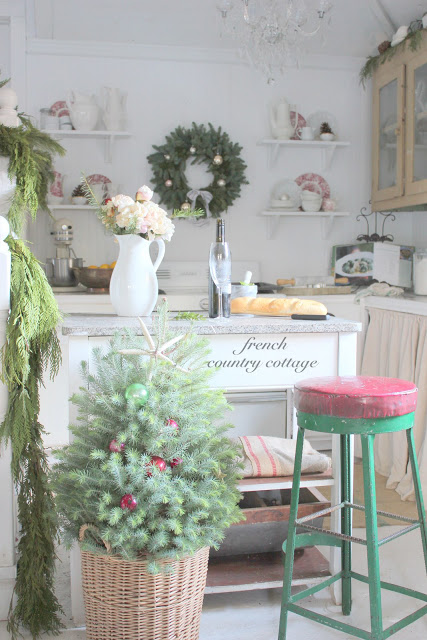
[51,302,243,568]
[0,115,64,235]
[147,122,248,218]
[360,25,423,87]
[0,96,65,638]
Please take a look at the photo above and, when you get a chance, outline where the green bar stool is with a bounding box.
[278,376,427,640]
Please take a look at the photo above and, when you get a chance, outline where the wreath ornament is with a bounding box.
[147,122,248,219]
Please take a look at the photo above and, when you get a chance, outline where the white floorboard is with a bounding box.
[1,527,426,639]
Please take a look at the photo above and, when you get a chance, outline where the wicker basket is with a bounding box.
[79,526,209,640]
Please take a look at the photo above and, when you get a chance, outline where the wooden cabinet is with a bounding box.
[372,31,427,211]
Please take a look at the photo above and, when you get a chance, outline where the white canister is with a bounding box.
[413,249,427,295]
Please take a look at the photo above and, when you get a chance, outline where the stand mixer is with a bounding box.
[45,218,83,287]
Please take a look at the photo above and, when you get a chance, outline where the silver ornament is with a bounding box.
[217,179,226,187]
[181,202,191,211]
[189,146,196,153]
[213,154,223,166]
[165,179,173,187]
[164,154,171,160]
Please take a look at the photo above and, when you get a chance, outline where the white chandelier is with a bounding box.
[216,0,334,83]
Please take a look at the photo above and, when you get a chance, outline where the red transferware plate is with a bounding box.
[50,100,69,117]
[291,111,307,140]
[295,173,330,206]
[86,174,111,184]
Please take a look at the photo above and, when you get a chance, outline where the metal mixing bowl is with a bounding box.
[72,267,113,293]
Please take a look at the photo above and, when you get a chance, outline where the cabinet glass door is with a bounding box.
[406,50,427,195]
[372,65,405,203]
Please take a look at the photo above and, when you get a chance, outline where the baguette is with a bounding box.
[231,296,327,316]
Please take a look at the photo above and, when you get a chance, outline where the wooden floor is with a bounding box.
[322,458,418,528]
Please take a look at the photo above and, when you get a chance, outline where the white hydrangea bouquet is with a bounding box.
[84,180,204,242]
[95,184,175,241]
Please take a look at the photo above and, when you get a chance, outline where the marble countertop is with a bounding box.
[62,314,362,337]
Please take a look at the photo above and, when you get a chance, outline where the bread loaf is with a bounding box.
[230,296,327,316]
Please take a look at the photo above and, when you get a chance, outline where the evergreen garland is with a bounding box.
[51,302,243,568]
[360,25,423,87]
[0,116,65,235]
[0,96,65,638]
[147,122,248,218]
[1,240,64,638]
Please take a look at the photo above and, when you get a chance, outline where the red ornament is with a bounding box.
[104,197,112,204]
[146,455,167,476]
[109,439,125,452]
[166,418,179,432]
[170,457,183,468]
[120,494,137,511]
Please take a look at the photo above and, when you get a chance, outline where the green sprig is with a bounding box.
[174,311,205,321]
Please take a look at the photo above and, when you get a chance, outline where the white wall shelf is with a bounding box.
[260,210,350,239]
[48,204,95,211]
[257,139,350,170]
[46,130,131,163]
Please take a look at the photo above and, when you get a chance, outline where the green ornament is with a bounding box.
[125,383,149,406]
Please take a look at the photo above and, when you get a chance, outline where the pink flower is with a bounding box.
[136,185,153,201]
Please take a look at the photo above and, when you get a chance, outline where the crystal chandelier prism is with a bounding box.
[216,0,333,83]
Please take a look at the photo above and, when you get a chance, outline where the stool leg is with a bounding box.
[406,427,427,573]
[341,433,352,616]
[361,434,383,639]
[278,426,305,640]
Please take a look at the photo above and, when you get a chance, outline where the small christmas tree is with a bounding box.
[52,302,242,568]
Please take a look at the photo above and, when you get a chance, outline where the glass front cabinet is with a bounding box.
[372,31,427,211]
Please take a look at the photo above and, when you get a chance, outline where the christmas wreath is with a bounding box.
[147,122,248,218]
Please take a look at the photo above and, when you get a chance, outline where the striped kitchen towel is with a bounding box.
[238,436,331,478]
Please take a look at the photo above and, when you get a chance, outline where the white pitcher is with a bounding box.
[101,87,127,131]
[109,235,165,316]
[66,91,99,131]
[270,98,298,140]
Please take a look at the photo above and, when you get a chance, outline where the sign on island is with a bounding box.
[205,333,338,389]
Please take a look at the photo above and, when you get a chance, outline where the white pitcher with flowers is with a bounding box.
[88,184,175,316]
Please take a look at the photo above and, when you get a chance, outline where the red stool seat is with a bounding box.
[294,376,417,420]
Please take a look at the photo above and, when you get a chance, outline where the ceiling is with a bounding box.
[34,0,427,58]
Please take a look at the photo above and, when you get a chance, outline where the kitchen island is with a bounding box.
[58,313,361,624]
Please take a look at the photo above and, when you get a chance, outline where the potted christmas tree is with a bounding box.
[51,302,242,640]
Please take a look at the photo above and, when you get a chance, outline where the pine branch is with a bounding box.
[0,236,64,637]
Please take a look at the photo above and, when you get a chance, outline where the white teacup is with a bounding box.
[299,126,314,141]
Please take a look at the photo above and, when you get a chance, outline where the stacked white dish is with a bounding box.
[301,189,322,212]
[269,178,302,211]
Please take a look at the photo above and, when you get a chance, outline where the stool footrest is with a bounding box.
[286,572,427,640]
[293,501,422,547]
[289,572,343,604]
[294,522,367,545]
[287,603,371,640]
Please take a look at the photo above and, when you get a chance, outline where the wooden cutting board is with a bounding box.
[278,286,352,296]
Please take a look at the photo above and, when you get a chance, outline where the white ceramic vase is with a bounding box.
[109,234,165,316]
